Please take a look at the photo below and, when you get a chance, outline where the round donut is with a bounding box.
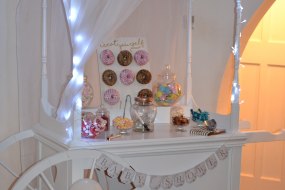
[120,69,135,85]
[136,69,152,84]
[100,49,115,65]
[117,50,132,66]
[103,89,120,105]
[138,89,153,99]
[102,69,117,86]
[134,50,149,66]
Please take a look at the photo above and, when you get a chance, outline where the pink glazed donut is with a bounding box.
[100,49,115,65]
[134,50,149,66]
[120,69,135,85]
[103,88,120,105]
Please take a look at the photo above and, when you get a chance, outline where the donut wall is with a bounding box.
[97,37,152,113]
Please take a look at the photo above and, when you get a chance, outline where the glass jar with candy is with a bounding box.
[153,65,182,106]
[95,105,110,131]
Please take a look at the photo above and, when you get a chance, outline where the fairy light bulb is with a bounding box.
[69,8,78,22]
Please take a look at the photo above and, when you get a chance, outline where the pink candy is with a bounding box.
[120,69,135,85]
[101,49,115,65]
[134,50,149,66]
[103,88,120,105]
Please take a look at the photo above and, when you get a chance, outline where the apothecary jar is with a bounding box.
[130,97,157,132]
[153,65,182,106]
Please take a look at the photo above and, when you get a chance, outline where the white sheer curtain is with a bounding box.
[114,0,188,95]
[85,0,189,108]
[56,0,143,122]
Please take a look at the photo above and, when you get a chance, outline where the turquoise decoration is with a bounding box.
[190,109,209,123]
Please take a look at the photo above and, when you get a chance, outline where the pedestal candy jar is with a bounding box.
[130,97,157,132]
[153,65,182,106]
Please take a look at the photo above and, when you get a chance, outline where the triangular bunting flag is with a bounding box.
[206,154,218,170]
[161,175,173,189]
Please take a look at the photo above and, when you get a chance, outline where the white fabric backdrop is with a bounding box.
[84,0,189,109]
[56,0,143,122]
[14,0,188,164]
[0,1,265,189]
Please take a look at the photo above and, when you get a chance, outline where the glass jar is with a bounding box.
[170,106,184,125]
[82,76,94,108]
[95,105,110,131]
[130,97,157,132]
[170,106,189,132]
[153,65,182,106]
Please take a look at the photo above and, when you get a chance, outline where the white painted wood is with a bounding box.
[0,160,19,178]
[11,150,103,190]
[33,121,247,190]
[11,132,247,190]
[41,0,54,116]
[40,172,55,190]
[244,130,285,143]
[0,130,36,190]
[186,0,193,107]
[34,123,244,154]
[0,130,34,153]
[7,0,279,190]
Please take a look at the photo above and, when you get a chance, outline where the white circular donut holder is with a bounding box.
[97,37,152,119]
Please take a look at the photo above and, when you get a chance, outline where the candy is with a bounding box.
[172,115,189,126]
[113,116,133,130]
[81,112,107,138]
[154,83,182,106]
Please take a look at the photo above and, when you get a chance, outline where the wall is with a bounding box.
[85,0,264,113]
[0,0,265,189]
[0,0,22,189]
[192,0,264,112]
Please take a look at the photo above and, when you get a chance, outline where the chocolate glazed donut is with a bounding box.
[102,69,117,86]
[117,50,133,66]
[136,69,152,84]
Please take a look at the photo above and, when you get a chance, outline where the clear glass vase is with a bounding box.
[153,65,182,106]
[130,97,157,132]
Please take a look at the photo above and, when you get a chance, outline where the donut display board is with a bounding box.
[97,37,152,111]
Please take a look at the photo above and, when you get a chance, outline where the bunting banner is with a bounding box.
[94,145,229,189]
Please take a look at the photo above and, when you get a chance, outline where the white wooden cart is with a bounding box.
[1,0,284,190]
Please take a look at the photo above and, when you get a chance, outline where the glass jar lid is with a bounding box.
[158,64,176,83]
[134,97,153,106]
[96,105,109,115]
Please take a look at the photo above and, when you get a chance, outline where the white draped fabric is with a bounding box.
[56,0,143,122]
[4,0,190,186]
[16,0,189,129]
[85,0,189,109]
